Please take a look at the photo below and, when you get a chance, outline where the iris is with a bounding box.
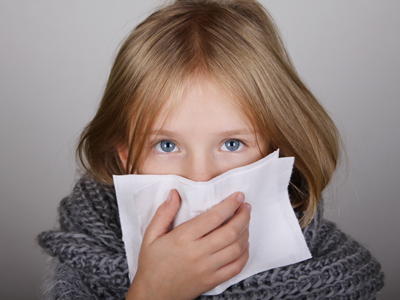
[224,140,241,151]
[160,140,176,152]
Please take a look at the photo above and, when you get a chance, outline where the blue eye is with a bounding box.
[221,139,244,152]
[155,140,179,153]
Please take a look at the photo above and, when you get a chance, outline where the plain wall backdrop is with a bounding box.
[1,1,399,299]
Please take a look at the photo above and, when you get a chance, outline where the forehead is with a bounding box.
[151,77,254,135]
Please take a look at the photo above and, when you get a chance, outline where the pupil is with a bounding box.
[226,140,239,151]
[161,141,175,152]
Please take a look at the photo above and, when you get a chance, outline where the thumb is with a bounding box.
[143,189,181,245]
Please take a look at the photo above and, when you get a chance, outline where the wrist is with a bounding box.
[125,277,150,300]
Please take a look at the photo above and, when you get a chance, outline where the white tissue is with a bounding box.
[113,150,312,295]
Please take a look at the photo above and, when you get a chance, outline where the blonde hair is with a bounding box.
[77,0,340,227]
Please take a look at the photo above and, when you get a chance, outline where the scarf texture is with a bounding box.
[38,177,384,299]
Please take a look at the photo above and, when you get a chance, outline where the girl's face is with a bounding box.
[140,78,269,181]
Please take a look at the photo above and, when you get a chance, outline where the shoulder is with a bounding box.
[37,177,130,299]
[303,217,384,298]
[198,211,384,300]
[57,177,121,234]
[299,206,384,298]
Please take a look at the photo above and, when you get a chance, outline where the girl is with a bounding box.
[38,0,384,299]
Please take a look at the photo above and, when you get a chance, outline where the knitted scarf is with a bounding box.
[38,177,384,300]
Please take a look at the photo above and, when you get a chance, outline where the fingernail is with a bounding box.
[237,193,245,204]
[246,203,252,213]
[166,191,172,203]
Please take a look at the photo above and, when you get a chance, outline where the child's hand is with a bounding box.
[125,190,251,300]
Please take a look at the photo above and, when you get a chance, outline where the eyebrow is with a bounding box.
[149,129,257,137]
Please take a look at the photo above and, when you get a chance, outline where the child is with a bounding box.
[38,0,384,299]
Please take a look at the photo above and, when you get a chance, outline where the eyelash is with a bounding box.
[153,139,180,153]
[220,139,247,152]
[152,138,248,153]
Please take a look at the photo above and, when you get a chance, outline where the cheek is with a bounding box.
[140,152,181,175]
[245,151,264,165]
[218,149,264,173]
[140,144,265,177]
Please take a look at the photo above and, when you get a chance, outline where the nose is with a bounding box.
[182,154,221,182]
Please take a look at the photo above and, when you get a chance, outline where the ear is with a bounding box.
[117,145,129,170]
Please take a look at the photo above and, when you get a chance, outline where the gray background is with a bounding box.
[1,1,399,299]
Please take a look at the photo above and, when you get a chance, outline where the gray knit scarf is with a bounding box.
[38,177,384,299]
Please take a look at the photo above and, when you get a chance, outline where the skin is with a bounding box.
[122,77,269,300]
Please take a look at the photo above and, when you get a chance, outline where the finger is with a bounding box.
[209,227,249,270]
[142,189,181,245]
[180,192,245,240]
[213,243,250,284]
[201,203,251,252]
